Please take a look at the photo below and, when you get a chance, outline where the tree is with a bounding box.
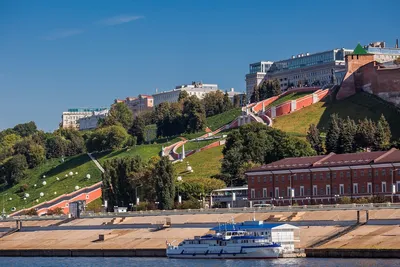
[178,90,189,102]
[250,85,260,103]
[202,90,225,117]
[233,95,241,108]
[106,125,129,150]
[374,114,392,150]
[46,136,68,158]
[102,156,145,211]
[222,92,233,112]
[55,128,85,156]
[337,117,357,154]
[325,114,341,153]
[13,121,37,137]
[355,118,376,151]
[306,124,324,155]
[102,102,133,130]
[27,143,46,168]
[183,96,206,133]
[129,116,145,145]
[1,154,28,185]
[153,156,175,210]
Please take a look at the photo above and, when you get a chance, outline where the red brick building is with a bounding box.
[246,148,400,205]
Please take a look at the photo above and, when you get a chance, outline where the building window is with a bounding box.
[367,182,372,194]
[258,177,260,183]
[361,170,364,177]
[368,170,372,177]
[382,182,386,193]
[313,173,317,180]
[326,185,331,195]
[313,185,318,196]
[251,189,255,199]
[340,172,344,178]
[282,176,285,182]
[320,173,324,180]
[270,176,273,182]
[294,175,297,181]
[287,187,291,198]
[382,169,386,176]
[275,177,278,182]
[251,177,254,184]
[263,177,266,183]
[275,187,279,198]
[339,184,344,195]
[300,186,304,196]
[375,170,379,176]
[353,183,358,194]
[333,172,336,179]
[346,171,350,178]
[326,173,330,179]
[263,188,267,198]
[353,171,357,178]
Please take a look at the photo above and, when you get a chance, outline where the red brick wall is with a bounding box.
[275,102,291,116]
[295,95,313,109]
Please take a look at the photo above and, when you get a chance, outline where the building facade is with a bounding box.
[246,148,400,206]
[115,94,154,117]
[78,109,109,131]
[365,40,400,63]
[245,61,273,97]
[61,108,108,129]
[211,185,248,208]
[245,49,353,96]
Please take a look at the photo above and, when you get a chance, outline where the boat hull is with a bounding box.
[167,246,282,259]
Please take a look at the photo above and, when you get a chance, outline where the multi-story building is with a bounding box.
[210,185,248,208]
[115,94,154,117]
[365,40,400,63]
[61,108,108,129]
[246,148,400,206]
[245,61,273,97]
[245,49,353,96]
[152,81,219,106]
[78,109,109,131]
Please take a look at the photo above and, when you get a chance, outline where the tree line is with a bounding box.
[307,114,393,155]
[250,79,281,103]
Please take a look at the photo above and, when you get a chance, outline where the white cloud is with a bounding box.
[98,15,144,26]
[44,29,84,41]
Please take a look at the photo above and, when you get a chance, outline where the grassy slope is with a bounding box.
[174,146,223,180]
[2,154,101,213]
[273,93,400,138]
[267,92,311,108]
[205,108,242,131]
[176,138,221,154]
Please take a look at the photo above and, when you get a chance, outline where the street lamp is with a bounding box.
[135,184,143,211]
[278,196,283,206]
[391,169,399,203]
[177,176,182,204]
[334,194,340,204]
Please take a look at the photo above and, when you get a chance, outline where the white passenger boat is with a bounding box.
[166,226,284,259]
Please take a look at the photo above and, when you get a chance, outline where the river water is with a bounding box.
[0,257,397,267]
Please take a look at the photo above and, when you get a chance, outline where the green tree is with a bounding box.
[325,114,341,153]
[233,94,241,107]
[56,128,85,156]
[250,85,260,103]
[46,136,68,158]
[202,90,225,117]
[106,125,129,150]
[153,156,175,210]
[183,96,206,133]
[103,102,133,129]
[306,124,324,155]
[0,133,21,155]
[13,121,37,137]
[129,116,145,144]
[337,117,357,154]
[1,154,28,185]
[355,118,376,151]
[27,143,46,168]
[222,92,233,112]
[178,90,189,102]
[374,114,392,150]
[102,156,144,211]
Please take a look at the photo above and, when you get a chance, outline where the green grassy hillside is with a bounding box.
[273,92,400,138]
[174,146,223,180]
[176,138,222,154]
[268,92,310,108]
[206,108,242,131]
[1,154,102,214]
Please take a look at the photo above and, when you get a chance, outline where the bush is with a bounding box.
[339,196,352,204]
[19,184,29,193]
[46,207,64,215]
[24,208,38,216]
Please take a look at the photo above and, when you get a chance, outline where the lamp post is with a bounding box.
[177,176,182,204]
[278,196,283,206]
[334,194,340,204]
[391,169,399,203]
[135,184,143,211]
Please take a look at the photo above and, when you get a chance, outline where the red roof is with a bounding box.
[247,148,399,172]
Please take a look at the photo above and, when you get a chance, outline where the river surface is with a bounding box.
[0,257,398,267]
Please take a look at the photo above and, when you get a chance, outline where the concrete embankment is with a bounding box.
[0,249,165,257]
[305,248,400,258]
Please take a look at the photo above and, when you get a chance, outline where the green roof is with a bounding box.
[352,44,369,55]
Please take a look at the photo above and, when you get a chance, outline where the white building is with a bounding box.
[211,185,248,208]
[78,109,109,131]
[245,61,274,97]
[61,108,108,129]
[365,41,400,63]
[152,82,219,106]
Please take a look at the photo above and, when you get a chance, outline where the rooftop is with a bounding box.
[210,222,298,231]
[247,148,400,172]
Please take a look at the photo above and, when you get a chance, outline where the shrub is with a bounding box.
[46,207,64,215]
[339,196,352,204]
[24,208,38,216]
[19,184,29,193]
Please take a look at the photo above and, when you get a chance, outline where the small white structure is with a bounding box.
[114,206,128,213]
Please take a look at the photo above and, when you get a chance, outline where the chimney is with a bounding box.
[396,39,399,49]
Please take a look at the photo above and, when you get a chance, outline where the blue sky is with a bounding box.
[0,0,398,131]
